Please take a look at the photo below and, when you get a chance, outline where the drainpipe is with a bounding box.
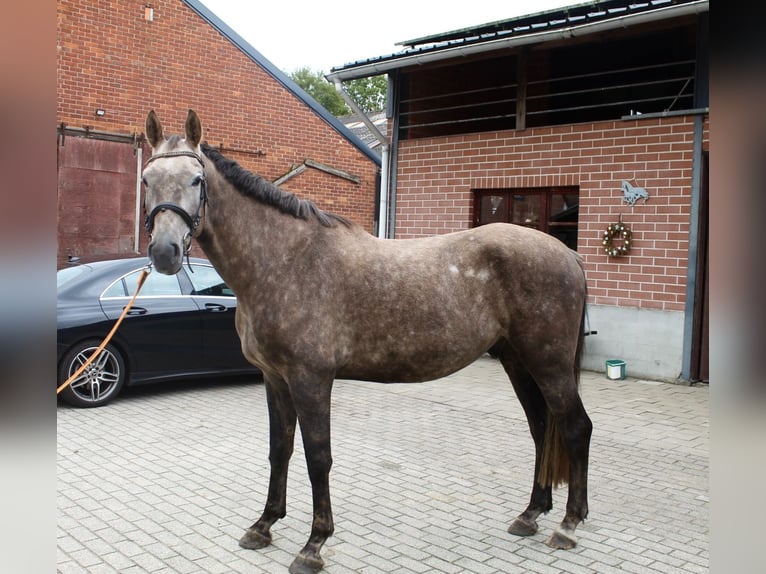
[681,115,704,381]
[378,144,390,238]
[134,146,143,252]
[331,78,391,238]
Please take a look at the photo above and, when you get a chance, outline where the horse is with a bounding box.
[621,180,649,205]
[142,109,592,574]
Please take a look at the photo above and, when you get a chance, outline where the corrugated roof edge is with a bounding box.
[182,0,381,166]
[328,0,707,80]
[396,0,668,47]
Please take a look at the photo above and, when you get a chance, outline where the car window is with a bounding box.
[188,265,235,297]
[102,269,182,298]
[102,277,127,297]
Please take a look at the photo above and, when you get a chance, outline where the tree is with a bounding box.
[289,67,387,117]
[289,67,349,116]
[344,75,387,113]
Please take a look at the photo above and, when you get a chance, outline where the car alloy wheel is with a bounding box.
[58,340,126,408]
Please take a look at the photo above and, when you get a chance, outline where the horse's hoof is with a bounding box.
[288,553,324,574]
[508,516,539,537]
[239,528,272,549]
[545,528,577,549]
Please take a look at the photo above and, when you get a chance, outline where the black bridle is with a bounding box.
[143,150,208,248]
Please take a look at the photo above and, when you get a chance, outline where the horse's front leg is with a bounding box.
[288,374,335,574]
[240,377,297,550]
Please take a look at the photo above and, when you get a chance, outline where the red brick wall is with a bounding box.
[395,116,710,312]
[57,0,377,231]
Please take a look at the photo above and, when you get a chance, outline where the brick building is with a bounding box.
[329,0,709,381]
[57,0,380,267]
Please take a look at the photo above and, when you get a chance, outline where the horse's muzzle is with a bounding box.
[148,239,182,274]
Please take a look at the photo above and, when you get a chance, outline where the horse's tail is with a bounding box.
[538,255,587,489]
[539,414,570,488]
[574,259,587,388]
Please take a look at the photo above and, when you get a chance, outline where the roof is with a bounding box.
[327,0,708,82]
[182,0,381,167]
[340,111,388,153]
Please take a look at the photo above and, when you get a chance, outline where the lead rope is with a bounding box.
[57,267,151,395]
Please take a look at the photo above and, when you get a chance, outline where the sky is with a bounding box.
[198,0,575,74]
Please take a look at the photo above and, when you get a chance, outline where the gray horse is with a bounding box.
[142,109,592,574]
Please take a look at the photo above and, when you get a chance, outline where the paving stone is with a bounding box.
[58,357,708,573]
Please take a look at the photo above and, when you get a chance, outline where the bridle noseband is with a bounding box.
[143,150,208,251]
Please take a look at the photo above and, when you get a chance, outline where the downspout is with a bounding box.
[378,144,390,238]
[681,115,704,381]
[134,146,143,253]
[331,78,391,238]
[386,73,400,238]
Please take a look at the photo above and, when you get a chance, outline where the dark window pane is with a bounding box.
[479,194,507,224]
[510,194,541,229]
[549,193,578,222]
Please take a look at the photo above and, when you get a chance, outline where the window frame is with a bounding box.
[473,186,579,250]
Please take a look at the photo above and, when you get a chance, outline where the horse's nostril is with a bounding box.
[147,239,182,272]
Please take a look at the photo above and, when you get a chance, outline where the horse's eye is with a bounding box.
[191,175,203,186]
[141,177,148,187]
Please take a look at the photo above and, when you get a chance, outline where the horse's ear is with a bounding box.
[185,109,202,148]
[145,110,164,148]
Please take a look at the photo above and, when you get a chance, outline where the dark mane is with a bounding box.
[201,143,350,228]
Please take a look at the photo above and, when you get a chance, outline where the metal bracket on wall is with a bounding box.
[274,159,361,186]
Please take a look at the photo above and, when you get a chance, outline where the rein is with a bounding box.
[143,150,208,252]
[57,267,151,395]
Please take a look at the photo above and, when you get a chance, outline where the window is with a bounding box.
[473,187,578,250]
[102,269,182,298]
[524,24,699,129]
[187,265,234,297]
[397,20,702,138]
[399,56,518,139]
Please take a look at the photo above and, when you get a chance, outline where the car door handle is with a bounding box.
[204,303,227,312]
[125,306,147,315]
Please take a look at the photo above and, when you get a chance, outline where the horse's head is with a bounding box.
[142,109,207,274]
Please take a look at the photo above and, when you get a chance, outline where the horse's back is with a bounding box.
[329,223,585,383]
[357,223,584,311]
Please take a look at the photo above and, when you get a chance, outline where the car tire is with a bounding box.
[58,340,127,408]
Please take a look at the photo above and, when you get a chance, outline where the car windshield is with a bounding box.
[57,265,90,291]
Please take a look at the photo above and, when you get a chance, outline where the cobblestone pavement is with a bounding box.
[58,356,709,573]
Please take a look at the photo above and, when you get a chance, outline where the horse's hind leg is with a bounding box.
[545,393,591,549]
[496,347,553,537]
[497,343,592,549]
[240,376,297,550]
[529,364,592,549]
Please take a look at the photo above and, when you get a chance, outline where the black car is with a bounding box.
[57,256,259,407]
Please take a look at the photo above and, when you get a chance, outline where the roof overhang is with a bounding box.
[326,0,708,83]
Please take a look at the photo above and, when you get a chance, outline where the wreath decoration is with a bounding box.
[602,218,632,257]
